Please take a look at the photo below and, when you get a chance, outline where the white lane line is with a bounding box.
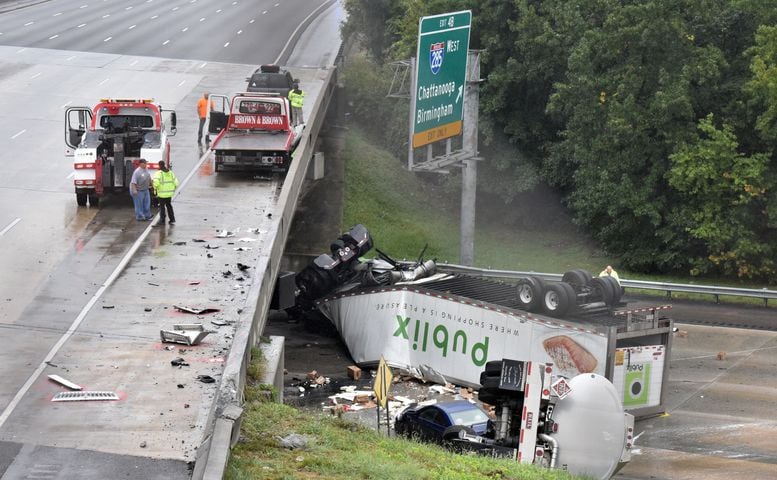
[125,5,133,10]
[77,23,86,28]
[66,55,76,61]
[130,59,138,66]
[30,72,41,79]
[49,34,59,40]
[16,48,26,53]
[199,17,205,22]
[172,6,178,11]
[0,218,21,236]
[128,24,136,30]
[216,9,222,13]
[177,80,186,87]
[98,78,109,85]
[249,19,254,23]
[232,1,237,4]
[10,129,26,139]
[24,21,34,26]
[66,171,75,179]
[61,100,72,108]
[181,26,188,32]
[237,30,242,35]
[103,36,112,42]
[223,42,229,47]
[162,39,170,45]
[261,10,267,14]
[273,0,331,65]
[53,12,62,16]
[199,62,207,68]
[274,2,279,6]
[151,14,158,19]
[79,4,87,8]
[102,14,109,18]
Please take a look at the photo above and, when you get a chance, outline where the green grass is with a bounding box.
[227,352,579,480]
[342,128,775,307]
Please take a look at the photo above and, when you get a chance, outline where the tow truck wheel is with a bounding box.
[88,194,99,207]
[542,283,570,317]
[76,192,87,206]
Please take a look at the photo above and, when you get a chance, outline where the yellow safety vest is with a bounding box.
[288,89,304,108]
[153,170,179,198]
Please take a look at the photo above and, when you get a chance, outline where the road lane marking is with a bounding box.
[199,17,205,22]
[223,42,229,47]
[49,34,59,39]
[199,62,207,68]
[16,48,26,53]
[66,55,76,60]
[99,78,109,85]
[79,4,87,8]
[24,21,34,26]
[77,23,86,28]
[128,24,136,30]
[53,12,62,16]
[177,80,186,87]
[66,171,75,179]
[237,30,242,35]
[249,19,254,23]
[103,36,112,42]
[0,218,20,236]
[261,10,267,14]
[61,100,72,108]
[181,26,188,32]
[162,40,170,45]
[30,72,41,78]
[10,129,26,139]
[172,6,178,11]
[125,6,133,10]
[151,15,158,19]
[274,0,333,65]
[130,59,138,66]
[216,9,222,13]
[102,14,109,18]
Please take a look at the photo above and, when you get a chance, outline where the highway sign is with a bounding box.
[373,356,393,408]
[412,10,472,148]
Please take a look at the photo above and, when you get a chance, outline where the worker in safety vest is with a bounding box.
[197,92,214,144]
[288,83,304,124]
[152,160,179,225]
[599,265,621,285]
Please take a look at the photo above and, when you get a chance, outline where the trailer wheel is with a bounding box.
[575,269,594,286]
[76,193,87,206]
[483,360,504,375]
[591,277,614,305]
[516,276,544,312]
[561,270,588,288]
[559,281,577,313]
[542,283,570,317]
[604,276,623,303]
[88,194,99,207]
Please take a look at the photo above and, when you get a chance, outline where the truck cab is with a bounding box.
[65,99,177,206]
[208,93,304,173]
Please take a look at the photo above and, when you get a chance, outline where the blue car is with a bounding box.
[394,400,490,444]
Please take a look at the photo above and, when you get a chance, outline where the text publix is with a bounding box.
[393,315,489,367]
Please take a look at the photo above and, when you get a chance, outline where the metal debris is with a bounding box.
[161,324,211,346]
[48,374,82,391]
[204,244,219,249]
[51,391,119,402]
[216,230,235,238]
[173,305,220,315]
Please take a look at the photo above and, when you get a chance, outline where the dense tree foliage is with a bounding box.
[342,0,777,282]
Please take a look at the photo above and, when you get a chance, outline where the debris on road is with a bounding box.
[174,305,220,315]
[347,366,361,380]
[51,391,119,402]
[236,263,250,271]
[171,358,190,367]
[216,230,235,238]
[48,374,82,391]
[102,305,115,309]
[161,324,211,346]
[197,375,216,384]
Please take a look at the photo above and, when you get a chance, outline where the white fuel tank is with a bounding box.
[550,373,628,479]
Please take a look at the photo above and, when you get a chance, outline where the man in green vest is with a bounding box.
[288,82,304,124]
[152,160,179,225]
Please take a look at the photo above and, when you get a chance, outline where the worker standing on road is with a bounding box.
[129,159,152,221]
[599,265,621,285]
[152,160,179,225]
[197,92,214,144]
[288,83,304,124]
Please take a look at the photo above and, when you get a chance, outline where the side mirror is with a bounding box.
[170,111,177,128]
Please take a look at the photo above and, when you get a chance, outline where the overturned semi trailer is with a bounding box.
[291,225,674,418]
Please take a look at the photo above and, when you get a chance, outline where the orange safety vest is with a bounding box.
[197,98,214,119]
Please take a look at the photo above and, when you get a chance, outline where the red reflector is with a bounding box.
[536,448,543,457]
[552,423,558,432]
[545,366,552,374]
[543,389,550,396]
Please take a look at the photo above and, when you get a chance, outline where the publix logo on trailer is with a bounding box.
[393,315,489,367]
[429,42,445,75]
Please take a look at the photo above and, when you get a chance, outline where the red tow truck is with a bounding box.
[65,98,177,206]
[207,92,304,173]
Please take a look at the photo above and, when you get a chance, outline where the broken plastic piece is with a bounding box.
[173,305,220,315]
[51,391,119,402]
[171,357,190,367]
[161,324,211,346]
[216,230,234,238]
[48,374,82,391]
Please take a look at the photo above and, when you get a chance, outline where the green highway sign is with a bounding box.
[412,10,471,148]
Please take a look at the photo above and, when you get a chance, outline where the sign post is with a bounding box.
[412,10,472,149]
[373,355,393,435]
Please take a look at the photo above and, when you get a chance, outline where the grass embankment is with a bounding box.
[226,351,577,480]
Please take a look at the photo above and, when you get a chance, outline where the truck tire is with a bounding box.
[76,193,87,206]
[561,270,588,288]
[480,376,503,390]
[542,283,570,317]
[483,360,504,375]
[575,269,594,286]
[591,277,614,305]
[516,276,544,312]
[559,281,577,312]
[477,389,503,406]
[88,194,99,207]
[604,276,623,303]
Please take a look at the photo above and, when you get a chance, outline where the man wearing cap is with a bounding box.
[130,159,153,221]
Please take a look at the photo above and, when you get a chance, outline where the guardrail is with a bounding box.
[435,263,777,307]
